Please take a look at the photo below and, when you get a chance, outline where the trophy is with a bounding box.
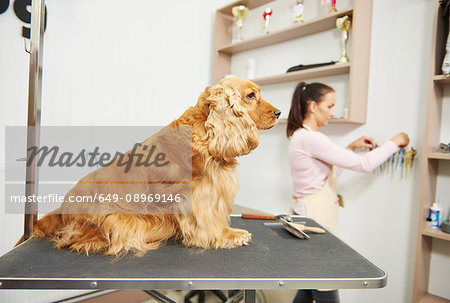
[336,15,351,62]
[262,8,273,34]
[321,0,337,14]
[232,5,249,42]
[293,0,304,23]
[329,0,337,13]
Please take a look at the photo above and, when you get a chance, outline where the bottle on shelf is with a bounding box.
[429,200,441,229]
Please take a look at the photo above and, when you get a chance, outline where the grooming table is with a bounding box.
[0,216,386,302]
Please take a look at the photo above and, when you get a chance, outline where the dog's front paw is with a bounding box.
[216,227,252,249]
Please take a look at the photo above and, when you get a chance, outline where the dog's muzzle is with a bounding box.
[273,109,281,119]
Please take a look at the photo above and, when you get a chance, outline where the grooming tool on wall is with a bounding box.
[400,149,406,178]
[373,146,417,178]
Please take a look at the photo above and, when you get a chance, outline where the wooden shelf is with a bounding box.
[418,292,450,303]
[433,74,450,85]
[422,226,450,241]
[213,0,372,124]
[251,62,350,86]
[218,8,353,55]
[217,0,273,15]
[413,2,450,301]
[428,153,450,160]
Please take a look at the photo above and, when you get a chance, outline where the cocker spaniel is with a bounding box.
[17,77,280,256]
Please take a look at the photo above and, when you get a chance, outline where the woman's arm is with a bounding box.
[347,133,409,151]
[347,136,375,151]
[305,132,399,173]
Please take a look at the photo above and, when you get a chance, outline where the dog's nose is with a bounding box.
[273,109,281,119]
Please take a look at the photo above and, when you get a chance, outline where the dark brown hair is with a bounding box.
[286,81,334,137]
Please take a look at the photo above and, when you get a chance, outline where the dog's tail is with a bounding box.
[15,212,64,247]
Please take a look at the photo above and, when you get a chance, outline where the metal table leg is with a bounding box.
[143,290,176,303]
[225,290,256,303]
[244,290,256,303]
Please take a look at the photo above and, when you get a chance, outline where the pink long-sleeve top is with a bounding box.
[288,128,398,215]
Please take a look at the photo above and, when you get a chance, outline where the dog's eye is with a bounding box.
[247,92,256,99]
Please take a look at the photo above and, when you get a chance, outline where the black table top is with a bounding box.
[0,216,386,290]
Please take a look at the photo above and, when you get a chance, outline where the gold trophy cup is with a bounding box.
[328,0,337,13]
[336,15,352,62]
[232,5,249,41]
[293,0,304,23]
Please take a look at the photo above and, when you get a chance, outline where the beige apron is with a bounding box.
[291,166,340,233]
[291,165,342,292]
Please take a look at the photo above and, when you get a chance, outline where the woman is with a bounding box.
[287,82,409,303]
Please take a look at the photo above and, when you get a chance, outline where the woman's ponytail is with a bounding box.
[286,81,334,138]
[286,82,308,138]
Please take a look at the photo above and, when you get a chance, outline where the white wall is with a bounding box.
[234,0,449,302]
[0,0,448,302]
[0,0,229,302]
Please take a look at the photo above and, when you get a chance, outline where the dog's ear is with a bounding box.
[196,86,213,117]
[204,84,259,161]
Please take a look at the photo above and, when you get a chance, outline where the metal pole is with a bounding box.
[142,290,177,303]
[24,0,45,240]
[244,290,256,303]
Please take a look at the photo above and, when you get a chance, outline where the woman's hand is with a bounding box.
[390,132,410,148]
[347,136,375,151]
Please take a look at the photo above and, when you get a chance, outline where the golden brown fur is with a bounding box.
[17,77,280,256]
